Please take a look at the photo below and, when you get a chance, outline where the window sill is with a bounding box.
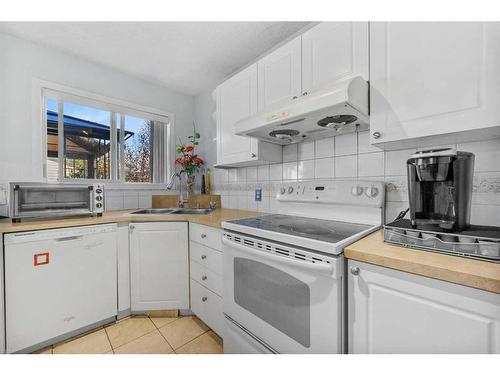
[104,183,171,191]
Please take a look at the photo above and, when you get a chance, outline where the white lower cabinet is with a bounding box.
[348,260,500,354]
[191,279,224,336]
[189,223,224,337]
[129,222,189,311]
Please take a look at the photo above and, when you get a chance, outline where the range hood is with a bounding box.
[235,76,369,145]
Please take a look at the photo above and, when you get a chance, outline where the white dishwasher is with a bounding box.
[4,224,118,353]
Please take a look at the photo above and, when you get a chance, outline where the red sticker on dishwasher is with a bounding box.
[34,252,49,266]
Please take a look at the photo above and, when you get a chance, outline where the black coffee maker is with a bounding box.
[407,148,474,231]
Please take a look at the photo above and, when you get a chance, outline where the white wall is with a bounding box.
[0,32,197,213]
[0,33,195,184]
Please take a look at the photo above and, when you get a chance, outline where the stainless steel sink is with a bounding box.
[129,208,213,215]
[169,208,214,215]
[129,209,178,215]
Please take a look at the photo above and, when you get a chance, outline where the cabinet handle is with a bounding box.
[129,225,135,231]
[202,275,208,281]
[251,153,257,158]
[201,234,207,238]
[350,266,360,276]
[372,132,381,139]
[202,297,208,302]
[302,91,308,96]
[201,255,207,260]
[292,96,298,100]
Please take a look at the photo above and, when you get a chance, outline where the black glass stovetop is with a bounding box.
[228,214,372,244]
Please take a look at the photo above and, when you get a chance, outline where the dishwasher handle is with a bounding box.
[54,235,83,242]
[222,237,335,275]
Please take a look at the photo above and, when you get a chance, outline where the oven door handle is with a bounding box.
[222,237,335,275]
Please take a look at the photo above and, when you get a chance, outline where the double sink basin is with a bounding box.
[130,208,213,215]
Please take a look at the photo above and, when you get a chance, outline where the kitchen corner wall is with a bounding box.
[209,131,500,226]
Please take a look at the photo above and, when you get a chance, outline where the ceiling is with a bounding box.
[0,22,310,96]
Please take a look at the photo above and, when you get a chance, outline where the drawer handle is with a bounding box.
[202,297,208,302]
[201,234,207,238]
[202,275,208,281]
[201,255,207,260]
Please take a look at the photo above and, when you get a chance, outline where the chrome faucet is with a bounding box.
[166,171,189,208]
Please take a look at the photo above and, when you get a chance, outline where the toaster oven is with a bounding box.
[9,183,104,222]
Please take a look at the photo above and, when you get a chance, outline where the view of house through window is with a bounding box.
[45,92,169,184]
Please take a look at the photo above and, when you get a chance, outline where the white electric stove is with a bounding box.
[222,179,384,354]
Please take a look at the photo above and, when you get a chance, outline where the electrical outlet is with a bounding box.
[255,188,262,202]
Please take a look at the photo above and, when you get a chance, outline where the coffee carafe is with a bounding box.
[407,148,474,231]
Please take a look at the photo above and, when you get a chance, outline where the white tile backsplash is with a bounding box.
[335,155,358,178]
[314,157,334,179]
[358,152,385,177]
[458,139,500,172]
[282,162,298,180]
[335,133,357,156]
[228,168,238,183]
[298,160,315,180]
[315,137,335,159]
[283,144,298,162]
[298,141,315,160]
[209,136,500,225]
[385,149,416,176]
[257,164,270,181]
[269,163,283,181]
[246,166,258,181]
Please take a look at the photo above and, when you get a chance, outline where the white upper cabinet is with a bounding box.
[348,260,500,354]
[257,36,302,112]
[216,64,282,167]
[302,22,369,94]
[370,22,500,149]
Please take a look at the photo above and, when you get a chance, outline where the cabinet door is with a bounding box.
[370,22,500,147]
[302,22,368,95]
[216,64,259,165]
[257,36,302,111]
[130,222,189,311]
[348,260,500,354]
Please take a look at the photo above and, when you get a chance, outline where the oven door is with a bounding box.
[222,232,344,354]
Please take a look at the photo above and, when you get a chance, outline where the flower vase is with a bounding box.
[186,173,195,196]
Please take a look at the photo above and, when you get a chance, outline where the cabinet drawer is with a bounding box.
[190,241,222,275]
[191,279,224,337]
[190,259,223,296]
[189,223,221,250]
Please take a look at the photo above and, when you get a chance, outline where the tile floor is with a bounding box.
[33,315,223,354]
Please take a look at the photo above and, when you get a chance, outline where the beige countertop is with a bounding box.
[0,208,263,234]
[345,229,500,294]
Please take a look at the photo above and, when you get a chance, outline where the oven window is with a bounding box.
[234,258,311,348]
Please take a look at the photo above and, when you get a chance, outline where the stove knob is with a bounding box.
[351,186,363,196]
[287,186,294,194]
[280,187,286,195]
[365,186,379,198]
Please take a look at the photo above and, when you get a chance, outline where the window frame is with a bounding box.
[35,80,175,188]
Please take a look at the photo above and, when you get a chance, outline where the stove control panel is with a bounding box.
[277,180,384,207]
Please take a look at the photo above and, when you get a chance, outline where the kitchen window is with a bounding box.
[43,87,172,185]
